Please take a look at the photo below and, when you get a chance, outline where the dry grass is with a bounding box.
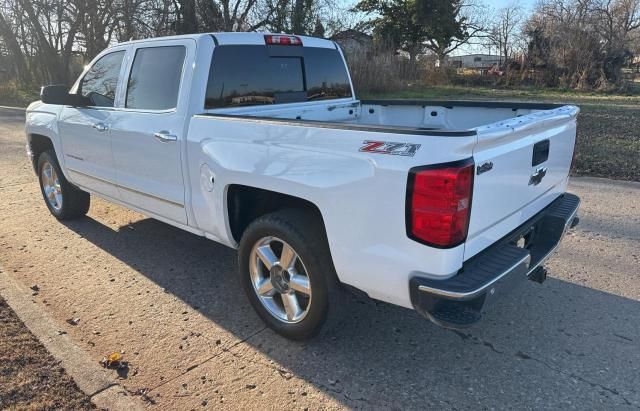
[0,82,39,107]
[0,297,94,410]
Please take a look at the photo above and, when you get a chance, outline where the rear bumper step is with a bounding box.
[410,193,580,329]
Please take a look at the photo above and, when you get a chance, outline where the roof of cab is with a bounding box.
[118,32,337,49]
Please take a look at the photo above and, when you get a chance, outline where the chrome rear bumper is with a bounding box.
[409,193,580,328]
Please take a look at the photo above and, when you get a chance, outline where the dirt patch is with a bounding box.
[574,104,640,181]
[0,297,94,410]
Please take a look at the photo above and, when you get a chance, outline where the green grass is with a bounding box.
[363,86,640,182]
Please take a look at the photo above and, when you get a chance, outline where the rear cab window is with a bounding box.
[205,45,352,109]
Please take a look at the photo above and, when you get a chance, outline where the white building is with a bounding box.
[447,54,504,69]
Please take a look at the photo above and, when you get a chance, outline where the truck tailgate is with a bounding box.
[464,105,579,260]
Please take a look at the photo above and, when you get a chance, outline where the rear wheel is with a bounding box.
[37,150,90,220]
[238,209,342,340]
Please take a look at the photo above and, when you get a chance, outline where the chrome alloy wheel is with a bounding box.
[41,161,63,211]
[249,236,312,323]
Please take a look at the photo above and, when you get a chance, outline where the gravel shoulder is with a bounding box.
[1,108,639,409]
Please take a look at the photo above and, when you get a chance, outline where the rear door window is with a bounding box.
[126,46,186,110]
[205,45,352,109]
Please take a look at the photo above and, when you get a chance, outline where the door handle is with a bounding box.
[153,131,178,142]
[92,123,109,132]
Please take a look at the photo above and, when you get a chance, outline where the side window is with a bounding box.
[80,51,125,107]
[126,46,186,110]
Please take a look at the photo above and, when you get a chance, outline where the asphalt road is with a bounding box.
[1,108,639,409]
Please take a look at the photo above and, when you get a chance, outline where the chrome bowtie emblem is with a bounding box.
[529,167,547,186]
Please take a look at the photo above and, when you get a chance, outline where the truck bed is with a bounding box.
[202,98,575,135]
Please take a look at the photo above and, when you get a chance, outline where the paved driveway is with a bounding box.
[1,108,639,409]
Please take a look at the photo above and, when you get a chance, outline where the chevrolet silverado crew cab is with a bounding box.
[26,33,580,339]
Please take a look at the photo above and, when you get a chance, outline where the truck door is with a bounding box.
[108,39,195,225]
[58,49,128,199]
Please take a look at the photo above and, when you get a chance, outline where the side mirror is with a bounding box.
[41,85,84,106]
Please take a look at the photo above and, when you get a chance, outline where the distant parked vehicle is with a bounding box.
[25,33,580,339]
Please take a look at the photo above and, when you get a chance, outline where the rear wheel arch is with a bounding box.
[226,184,328,245]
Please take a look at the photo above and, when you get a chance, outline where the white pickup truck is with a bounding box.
[26,33,580,339]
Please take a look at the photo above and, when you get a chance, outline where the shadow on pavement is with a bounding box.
[61,215,640,408]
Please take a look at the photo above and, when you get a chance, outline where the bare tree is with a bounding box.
[0,10,31,84]
[486,2,524,69]
[523,0,640,88]
[422,0,488,64]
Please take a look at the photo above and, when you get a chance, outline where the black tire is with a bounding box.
[37,150,90,220]
[238,208,344,340]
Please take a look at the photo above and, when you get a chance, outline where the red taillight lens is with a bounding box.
[407,159,474,248]
[264,34,303,46]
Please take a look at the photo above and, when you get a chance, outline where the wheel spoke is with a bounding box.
[256,278,275,296]
[279,243,296,270]
[42,166,51,186]
[54,192,63,208]
[256,245,278,270]
[289,274,311,295]
[281,292,302,321]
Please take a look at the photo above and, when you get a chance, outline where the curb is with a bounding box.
[0,269,144,410]
[0,105,27,111]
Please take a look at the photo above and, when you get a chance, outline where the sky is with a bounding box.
[486,0,535,9]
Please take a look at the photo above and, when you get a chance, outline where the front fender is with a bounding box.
[25,103,64,173]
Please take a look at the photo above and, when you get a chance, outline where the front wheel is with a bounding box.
[238,209,342,340]
[37,150,90,220]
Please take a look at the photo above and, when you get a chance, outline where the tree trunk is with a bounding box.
[0,11,31,84]
[178,0,198,33]
[17,0,66,83]
[292,0,305,34]
[437,51,447,68]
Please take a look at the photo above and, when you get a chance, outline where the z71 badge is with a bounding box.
[359,140,421,157]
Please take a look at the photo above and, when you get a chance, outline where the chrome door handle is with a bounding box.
[153,131,178,142]
[92,123,109,132]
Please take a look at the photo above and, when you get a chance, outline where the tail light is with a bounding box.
[406,159,474,248]
[264,34,302,46]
